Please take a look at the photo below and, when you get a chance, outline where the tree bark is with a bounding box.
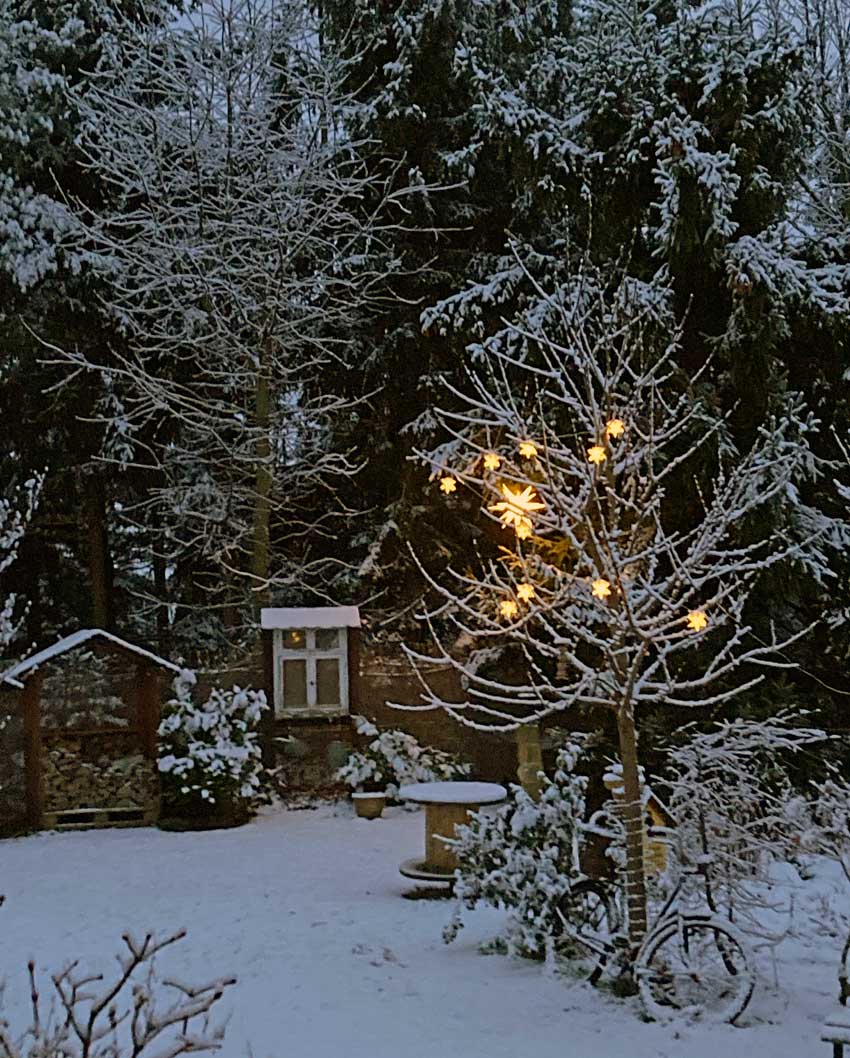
[152,552,170,656]
[84,471,113,630]
[616,703,648,945]
[251,340,273,615]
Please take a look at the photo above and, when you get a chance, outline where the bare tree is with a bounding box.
[401,257,832,943]
[54,0,410,645]
[0,930,235,1058]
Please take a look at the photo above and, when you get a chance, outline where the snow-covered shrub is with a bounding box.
[444,738,588,959]
[807,771,850,885]
[158,669,268,816]
[661,710,827,933]
[334,715,471,796]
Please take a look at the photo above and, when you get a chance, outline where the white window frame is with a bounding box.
[272,627,349,718]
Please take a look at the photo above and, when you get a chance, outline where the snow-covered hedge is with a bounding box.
[158,669,268,814]
[444,738,588,959]
[335,715,471,796]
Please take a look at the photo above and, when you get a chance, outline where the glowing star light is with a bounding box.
[515,522,533,540]
[518,440,538,459]
[440,476,457,494]
[500,599,519,620]
[605,419,625,439]
[517,583,536,603]
[587,445,607,465]
[687,610,708,632]
[489,483,545,532]
[483,452,501,471]
[591,578,612,600]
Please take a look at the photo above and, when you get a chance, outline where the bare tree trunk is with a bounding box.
[84,471,113,630]
[152,552,169,656]
[617,703,648,945]
[251,340,272,614]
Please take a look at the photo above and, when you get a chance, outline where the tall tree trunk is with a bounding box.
[251,342,272,615]
[152,552,169,657]
[84,471,113,630]
[616,703,648,946]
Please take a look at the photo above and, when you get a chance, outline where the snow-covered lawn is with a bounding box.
[0,804,844,1058]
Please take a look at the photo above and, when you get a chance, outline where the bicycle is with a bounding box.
[553,812,755,1024]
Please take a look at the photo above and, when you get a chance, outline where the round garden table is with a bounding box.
[397,780,507,883]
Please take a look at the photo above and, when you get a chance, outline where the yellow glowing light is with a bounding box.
[489,483,545,531]
[605,419,625,439]
[687,610,708,632]
[440,476,458,494]
[483,452,501,471]
[591,578,612,600]
[587,445,607,465]
[515,521,533,540]
[500,599,519,620]
[518,440,538,459]
[517,583,536,603]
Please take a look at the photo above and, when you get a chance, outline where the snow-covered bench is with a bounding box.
[822,1011,850,1057]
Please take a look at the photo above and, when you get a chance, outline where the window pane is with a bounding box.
[283,659,308,707]
[316,658,340,707]
[315,628,340,650]
[283,629,306,650]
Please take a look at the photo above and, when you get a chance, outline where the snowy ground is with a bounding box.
[0,803,845,1058]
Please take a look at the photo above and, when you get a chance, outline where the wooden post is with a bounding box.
[21,672,44,830]
[515,723,544,800]
[261,629,275,767]
[137,665,160,759]
[347,626,361,714]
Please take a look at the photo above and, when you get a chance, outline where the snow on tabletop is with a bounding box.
[398,781,507,803]
[0,804,843,1058]
[261,605,360,629]
[1,628,180,684]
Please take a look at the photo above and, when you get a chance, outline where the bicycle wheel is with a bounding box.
[636,916,754,1024]
[553,879,620,984]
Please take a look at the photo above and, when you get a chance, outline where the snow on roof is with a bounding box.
[1,629,180,686]
[261,606,361,630]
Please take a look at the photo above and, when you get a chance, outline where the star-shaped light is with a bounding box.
[605,419,625,439]
[517,583,536,603]
[483,452,501,471]
[591,578,612,600]
[440,476,457,494]
[489,483,545,531]
[515,522,533,540]
[500,599,519,620]
[686,610,708,632]
[587,445,607,465]
[518,440,538,460]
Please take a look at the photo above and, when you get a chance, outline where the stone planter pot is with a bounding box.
[352,792,386,819]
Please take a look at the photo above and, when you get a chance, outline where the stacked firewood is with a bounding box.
[43,740,159,811]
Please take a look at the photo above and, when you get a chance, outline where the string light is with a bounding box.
[500,599,519,620]
[587,445,607,465]
[440,476,457,494]
[518,440,538,459]
[489,483,545,531]
[605,419,625,438]
[483,452,501,471]
[517,583,535,603]
[687,610,708,632]
[591,578,612,600]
